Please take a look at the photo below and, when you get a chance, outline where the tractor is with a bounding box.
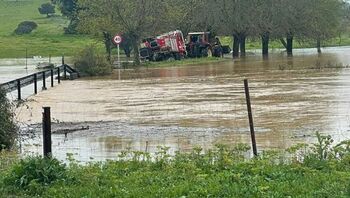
[186,32,231,58]
[185,32,225,58]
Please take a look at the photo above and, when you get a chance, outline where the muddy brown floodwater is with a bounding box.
[14,47,350,162]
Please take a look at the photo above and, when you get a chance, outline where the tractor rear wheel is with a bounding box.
[212,45,223,57]
[201,48,209,57]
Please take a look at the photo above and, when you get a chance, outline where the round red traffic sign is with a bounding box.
[112,34,123,45]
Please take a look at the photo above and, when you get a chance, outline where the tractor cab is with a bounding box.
[188,32,211,45]
[186,32,224,58]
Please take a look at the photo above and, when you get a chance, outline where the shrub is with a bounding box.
[38,3,55,17]
[14,21,38,35]
[74,45,113,76]
[0,88,17,150]
[4,157,69,189]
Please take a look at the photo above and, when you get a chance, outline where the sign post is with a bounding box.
[117,44,120,67]
[112,34,123,67]
[112,34,123,80]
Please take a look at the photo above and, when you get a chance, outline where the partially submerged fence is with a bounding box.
[0,64,78,100]
[39,79,258,158]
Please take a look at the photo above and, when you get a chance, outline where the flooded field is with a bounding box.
[0,57,63,83]
[5,47,350,162]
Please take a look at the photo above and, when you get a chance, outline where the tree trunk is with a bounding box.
[261,32,269,57]
[286,34,293,56]
[103,32,112,62]
[124,48,131,58]
[317,38,321,53]
[232,34,240,58]
[239,33,246,57]
[132,40,140,65]
[280,38,287,49]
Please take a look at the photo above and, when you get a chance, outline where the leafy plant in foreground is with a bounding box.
[4,156,72,195]
[1,138,350,197]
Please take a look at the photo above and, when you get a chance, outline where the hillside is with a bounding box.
[0,0,101,58]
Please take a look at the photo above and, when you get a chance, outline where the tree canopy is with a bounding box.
[74,0,347,62]
[78,0,168,64]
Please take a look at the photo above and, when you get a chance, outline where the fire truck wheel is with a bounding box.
[174,53,181,60]
[168,56,175,61]
[151,55,156,62]
[154,53,163,61]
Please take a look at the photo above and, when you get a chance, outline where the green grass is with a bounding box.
[0,0,103,58]
[2,133,350,197]
[1,151,350,197]
[220,32,350,50]
[139,57,231,68]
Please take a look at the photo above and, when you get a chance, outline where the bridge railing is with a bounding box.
[0,64,78,100]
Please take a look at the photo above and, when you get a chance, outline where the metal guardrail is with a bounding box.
[0,64,78,100]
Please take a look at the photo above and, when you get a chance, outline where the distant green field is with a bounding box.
[0,0,102,58]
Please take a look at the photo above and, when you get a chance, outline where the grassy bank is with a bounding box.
[0,0,103,58]
[1,134,350,197]
[139,57,231,68]
[220,33,350,50]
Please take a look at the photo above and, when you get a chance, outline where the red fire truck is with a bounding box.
[140,30,186,61]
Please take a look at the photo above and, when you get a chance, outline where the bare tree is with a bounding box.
[306,0,342,53]
[78,0,166,65]
[215,0,256,57]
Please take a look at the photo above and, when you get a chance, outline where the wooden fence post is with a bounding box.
[17,79,21,100]
[244,79,258,156]
[64,65,67,79]
[62,55,65,65]
[57,67,61,84]
[42,107,52,157]
[42,71,46,90]
[34,73,37,94]
[50,69,54,87]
